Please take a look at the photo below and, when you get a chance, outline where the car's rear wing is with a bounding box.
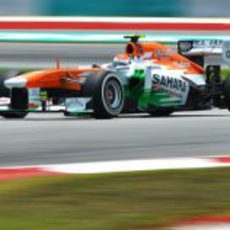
[178,40,223,56]
[177,40,230,67]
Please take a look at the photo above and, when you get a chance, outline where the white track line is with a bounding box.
[1,156,229,174]
[173,224,230,230]
[0,17,229,24]
[41,157,230,174]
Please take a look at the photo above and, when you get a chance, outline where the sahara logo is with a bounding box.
[152,74,187,93]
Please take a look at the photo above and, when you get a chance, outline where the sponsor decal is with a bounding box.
[0,97,10,105]
[193,40,222,49]
[143,52,152,59]
[178,41,192,53]
[152,74,187,95]
[179,40,222,53]
[61,72,86,84]
[153,48,174,59]
[28,88,41,109]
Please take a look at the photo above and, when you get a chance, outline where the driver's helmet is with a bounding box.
[113,54,130,65]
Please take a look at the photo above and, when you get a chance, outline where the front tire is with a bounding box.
[84,71,124,119]
[0,111,28,119]
[0,88,29,119]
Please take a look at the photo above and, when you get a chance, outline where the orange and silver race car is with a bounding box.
[1,35,230,119]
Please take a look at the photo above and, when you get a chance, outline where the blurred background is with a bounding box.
[0,0,229,17]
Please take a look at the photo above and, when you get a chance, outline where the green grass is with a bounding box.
[0,68,35,75]
[222,69,230,80]
[0,168,229,230]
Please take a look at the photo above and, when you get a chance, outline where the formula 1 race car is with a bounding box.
[1,35,230,119]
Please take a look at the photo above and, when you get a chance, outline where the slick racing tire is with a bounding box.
[0,111,28,119]
[84,71,124,119]
[148,107,173,117]
[223,75,230,110]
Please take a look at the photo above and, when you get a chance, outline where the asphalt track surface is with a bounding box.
[0,43,124,69]
[0,109,230,167]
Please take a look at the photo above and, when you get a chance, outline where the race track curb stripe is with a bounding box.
[0,167,63,181]
[0,22,229,31]
[0,17,229,31]
[172,216,230,229]
[0,156,229,180]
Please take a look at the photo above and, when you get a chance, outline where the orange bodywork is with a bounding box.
[125,42,204,74]
[23,68,100,91]
[19,41,203,91]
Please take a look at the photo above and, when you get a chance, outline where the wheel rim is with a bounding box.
[104,78,122,110]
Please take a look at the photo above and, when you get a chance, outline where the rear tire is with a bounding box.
[84,71,124,119]
[223,75,230,110]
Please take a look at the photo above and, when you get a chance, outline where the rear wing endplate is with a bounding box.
[222,41,230,65]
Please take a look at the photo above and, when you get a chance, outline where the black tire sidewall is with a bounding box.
[84,71,124,118]
[224,75,230,109]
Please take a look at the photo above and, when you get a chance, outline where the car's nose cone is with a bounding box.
[4,77,27,88]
